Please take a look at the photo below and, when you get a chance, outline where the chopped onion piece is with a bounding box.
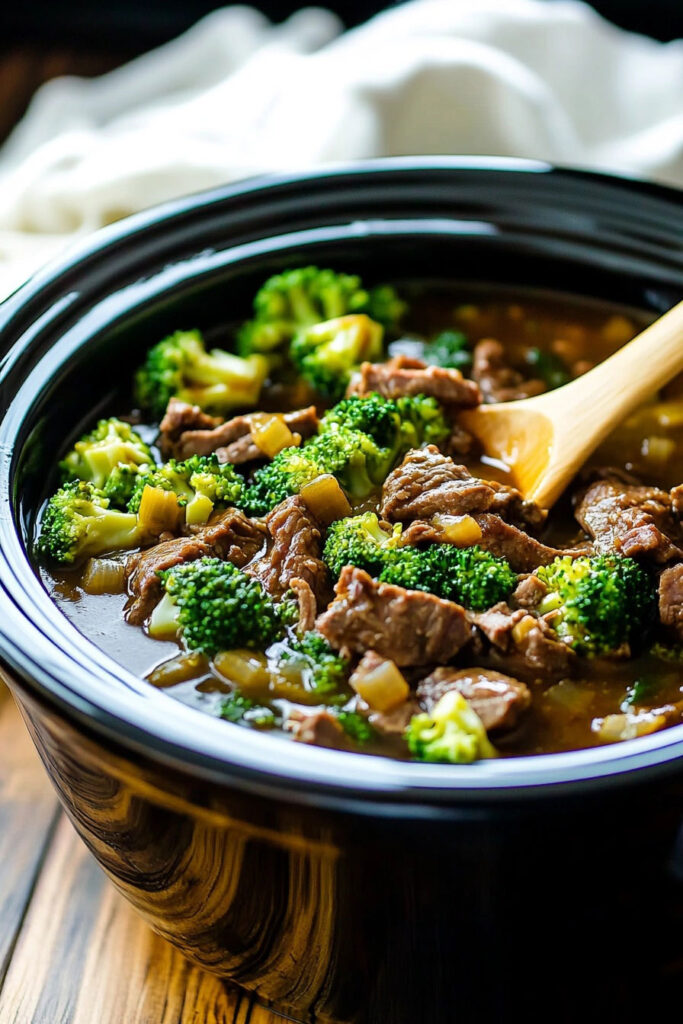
[431,514,482,546]
[81,557,126,595]
[147,651,208,688]
[213,649,270,692]
[250,414,297,457]
[592,709,670,743]
[300,474,352,524]
[138,485,181,534]
[185,492,214,526]
[350,656,409,712]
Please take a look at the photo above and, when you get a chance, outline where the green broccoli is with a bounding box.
[128,455,244,524]
[290,314,384,399]
[535,554,656,656]
[524,347,571,390]
[236,266,405,356]
[155,557,290,656]
[38,480,145,564]
[320,392,449,453]
[378,544,517,611]
[243,445,324,516]
[323,513,402,578]
[335,710,376,744]
[422,330,472,371]
[134,329,268,417]
[406,690,497,763]
[102,463,146,508]
[278,631,350,696]
[650,641,683,663]
[219,691,276,727]
[60,417,154,499]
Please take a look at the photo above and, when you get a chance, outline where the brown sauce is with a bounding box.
[40,285,683,760]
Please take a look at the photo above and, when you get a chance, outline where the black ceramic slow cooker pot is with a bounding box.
[1,159,682,1022]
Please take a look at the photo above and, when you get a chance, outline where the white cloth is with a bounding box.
[0,0,681,298]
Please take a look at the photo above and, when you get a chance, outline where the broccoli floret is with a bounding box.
[650,641,683,663]
[535,554,656,656]
[422,330,472,370]
[60,417,153,499]
[128,454,244,523]
[524,347,571,389]
[38,480,145,564]
[378,544,516,611]
[102,463,146,508]
[335,710,376,744]
[323,513,402,578]
[290,314,384,399]
[406,690,497,763]
[278,631,350,696]
[243,445,323,516]
[158,557,289,656]
[220,691,276,727]
[320,393,449,453]
[134,329,268,417]
[237,266,405,356]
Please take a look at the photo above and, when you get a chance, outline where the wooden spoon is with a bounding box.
[458,299,683,508]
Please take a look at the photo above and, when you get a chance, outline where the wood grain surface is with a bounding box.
[0,684,282,1024]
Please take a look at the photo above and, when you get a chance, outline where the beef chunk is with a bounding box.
[247,496,328,607]
[472,338,546,403]
[368,700,421,736]
[659,563,683,640]
[286,709,347,749]
[158,398,221,456]
[381,446,545,530]
[416,666,531,733]
[512,574,548,609]
[317,566,471,666]
[574,471,683,563]
[162,404,319,462]
[290,577,318,633]
[347,354,481,408]
[471,603,577,677]
[125,509,266,624]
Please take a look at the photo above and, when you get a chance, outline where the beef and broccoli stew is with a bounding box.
[35,270,683,764]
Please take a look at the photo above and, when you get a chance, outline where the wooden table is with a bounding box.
[0,683,281,1024]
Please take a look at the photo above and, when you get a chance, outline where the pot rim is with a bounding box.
[2,155,683,808]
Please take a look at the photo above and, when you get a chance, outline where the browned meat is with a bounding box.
[512,574,548,609]
[446,422,475,457]
[474,514,590,572]
[369,700,421,736]
[416,666,531,733]
[400,511,588,573]
[247,496,328,607]
[659,563,683,640]
[158,398,221,455]
[290,577,318,633]
[316,566,471,666]
[124,508,266,624]
[471,603,577,677]
[347,354,481,408]
[381,446,545,530]
[574,471,683,563]
[286,709,347,749]
[162,405,319,462]
[472,338,546,403]
[672,484,683,520]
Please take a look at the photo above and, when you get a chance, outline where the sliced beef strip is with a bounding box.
[316,566,471,666]
[671,485,683,520]
[659,563,683,641]
[289,577,318,633]
[399,512,588,574]
[124,508,266,624]
[368,700,421,736]
[158,398,221,456]
[471,602,577,677]
[347,354,481,408]
[247,496,328,607]
[512,574,548,609]
[416,666,531,734]
[574,471,683,563]
[162,404,319,462]
[286,709,347,749]
[381,446,545,530]
[471,338,547,404]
